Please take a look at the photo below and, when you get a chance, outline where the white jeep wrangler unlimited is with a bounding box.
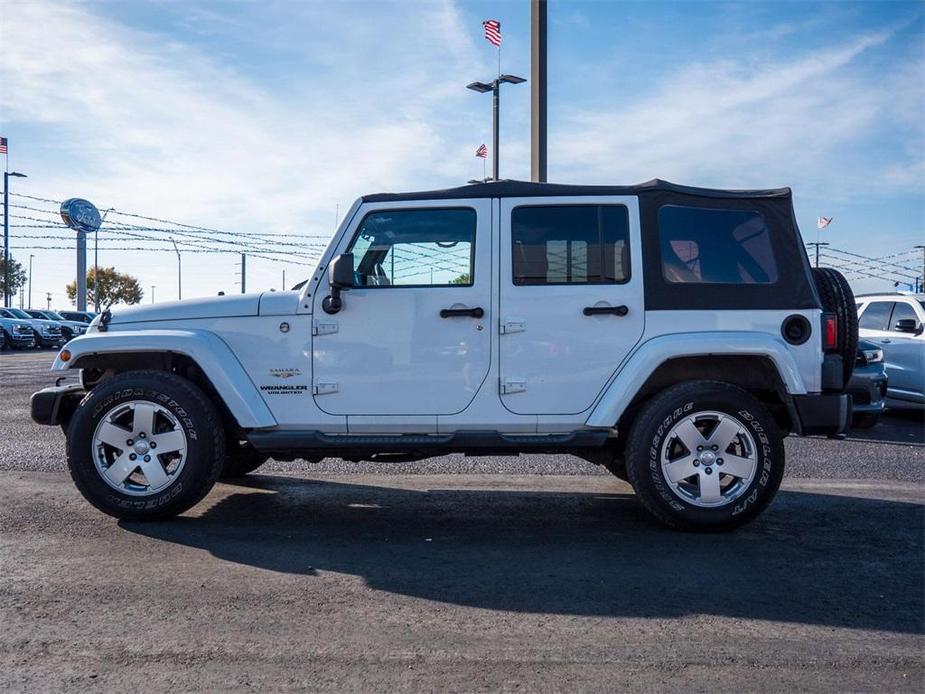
[32,180,857,530]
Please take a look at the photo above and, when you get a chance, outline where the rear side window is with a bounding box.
[859,302,893,330]
[511,205,630,285]
[658,206,778,284]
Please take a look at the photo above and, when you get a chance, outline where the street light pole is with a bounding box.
[530,0,548,182]
[151,285,156,304]
[28,253,34,309]
[467,75,526,181]
[915,245,925,293]
[170,237,182,300]
[3,171,27,308]
[806,242,829,268]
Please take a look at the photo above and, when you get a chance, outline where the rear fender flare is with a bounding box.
[586,332,808,428]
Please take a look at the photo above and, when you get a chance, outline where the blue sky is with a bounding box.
[1,0,923,302]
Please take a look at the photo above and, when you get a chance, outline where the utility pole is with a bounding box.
[28,253,34,309]
[241,254,246,294]
[531,0,548,182]
[151,285,155,304]
[915,246,925,293]
[282,269,286,291]
[807,242,829,268]
[45,292,51,310]
[170,237,182,301]
[3,171,27,307]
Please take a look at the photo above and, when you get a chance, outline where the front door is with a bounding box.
[312,200,492,416]
[499,197,645,415]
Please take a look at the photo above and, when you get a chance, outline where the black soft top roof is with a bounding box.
[361,178,792,203]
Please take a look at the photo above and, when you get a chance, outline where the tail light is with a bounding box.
[822,312,838,352]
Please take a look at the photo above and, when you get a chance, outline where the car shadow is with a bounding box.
[122,475,924,634]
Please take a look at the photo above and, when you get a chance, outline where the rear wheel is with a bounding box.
[625,380,785,531]
[66,370,225,520]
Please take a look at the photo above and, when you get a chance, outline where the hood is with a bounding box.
[109,293,264,325]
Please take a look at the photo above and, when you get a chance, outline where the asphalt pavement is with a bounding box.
[1,349,923,692]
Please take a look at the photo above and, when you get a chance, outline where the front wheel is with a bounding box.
[625,380,785,531]
[66,370,225,520]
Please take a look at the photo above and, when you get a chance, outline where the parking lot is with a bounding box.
[2,350,923,691]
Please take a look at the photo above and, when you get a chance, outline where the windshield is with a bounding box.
[7,308,32,319]
[44,311,65,320]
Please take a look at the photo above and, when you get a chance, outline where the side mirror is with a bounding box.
[894,318,923,335]
[322,252,354,314]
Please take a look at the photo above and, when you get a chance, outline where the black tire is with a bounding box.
[603,456,628,482]
[66,370,225,521]
[625,380,785,531]
[0,330,9,351]
[812,267,858,385]
[222,440,268,477]
[852,412,880,429]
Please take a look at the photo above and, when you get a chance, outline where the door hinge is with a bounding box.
[500,378,527,395]
[312,380,339,395]
[500,319,526,335]
[312,319,338,336]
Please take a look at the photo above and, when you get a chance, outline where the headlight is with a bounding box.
[862,348,884,364]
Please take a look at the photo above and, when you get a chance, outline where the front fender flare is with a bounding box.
[585,331,808,428]
[54,329,277,429]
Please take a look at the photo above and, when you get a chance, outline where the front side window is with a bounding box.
[348,208,476,287]
[859,301,894,331]
[658,206,778,284]
[511,205,630,285]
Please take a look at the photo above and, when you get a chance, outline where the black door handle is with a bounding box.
[440,306,485,318]
[583,305,629,316]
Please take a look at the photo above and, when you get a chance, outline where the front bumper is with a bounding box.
[848,376,887,416]
[38,334,64,347]
[791,393,852,436]
[8,333,36,348]
[31,384,86,426]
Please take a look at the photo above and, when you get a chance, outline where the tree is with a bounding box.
[450,273,471,285]
[0,256,27,300]
[66,266,143,309]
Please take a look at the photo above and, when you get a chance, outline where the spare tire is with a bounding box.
[812,267,858,385]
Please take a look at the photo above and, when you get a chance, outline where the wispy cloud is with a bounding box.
[1,0,487,233]
[552,28,923,199]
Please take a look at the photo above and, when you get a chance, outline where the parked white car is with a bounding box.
[856,292,925,408]
[31,179,858,531]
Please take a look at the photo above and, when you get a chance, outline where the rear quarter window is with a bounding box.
[658,206,778,284]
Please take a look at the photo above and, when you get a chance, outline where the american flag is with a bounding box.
[483,19,501,47]
[0,137,7,154]
[817,216,833,229]
[475,143,488,158]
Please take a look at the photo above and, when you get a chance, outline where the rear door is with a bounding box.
[498,197,644,415]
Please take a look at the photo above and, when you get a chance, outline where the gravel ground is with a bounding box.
[3,350,923,480]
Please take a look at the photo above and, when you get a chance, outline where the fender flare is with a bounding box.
[53,329,277,429]
[585,331,808,428]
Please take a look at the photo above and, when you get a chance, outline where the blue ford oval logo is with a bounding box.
[60,198,102,233]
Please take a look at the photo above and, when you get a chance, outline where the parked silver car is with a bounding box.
[856,292,925,409]
[25,309,88,343]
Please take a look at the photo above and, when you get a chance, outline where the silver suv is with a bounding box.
[856,293,925,408]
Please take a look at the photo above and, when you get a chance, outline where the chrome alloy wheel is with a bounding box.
[659,410,758,508]
[92,400,188,496]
